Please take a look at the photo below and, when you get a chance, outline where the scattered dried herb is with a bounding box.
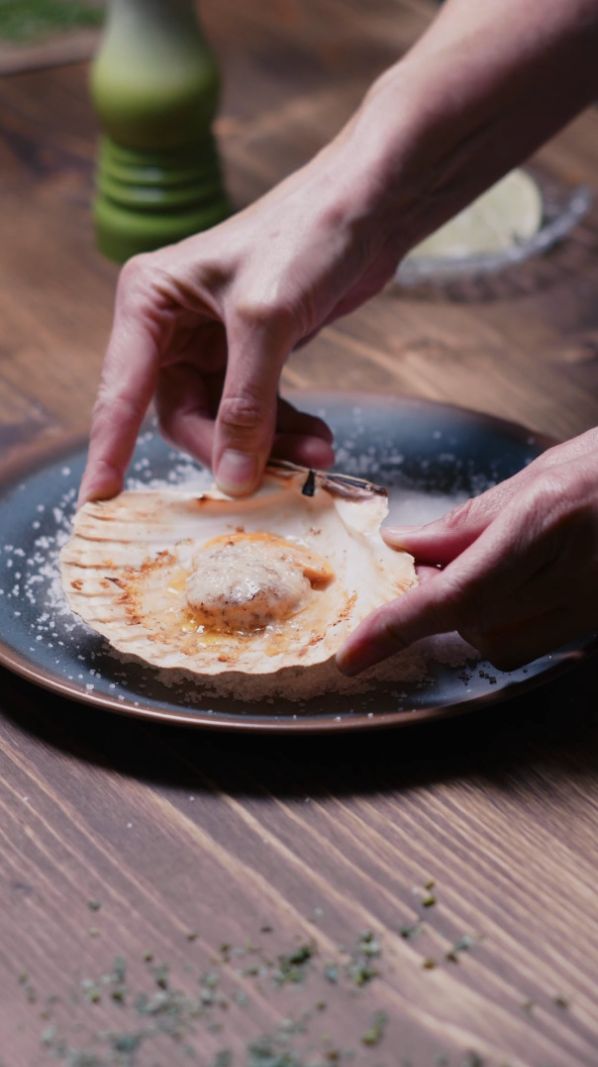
[554,995,569,1009]
[446,934,475,962]
[110,1032,143,1054]
[348,961,377,987]
[274,943,315,985]
[361,1010,388,1046]
[213,1052,233,1067]
[81,979,102,1004]
[87,900,101,912]
[422,958,437,970]
[152,963,169,990]
[358,931,381,958]
[399,922,421,940]
[247,1037,302,1067]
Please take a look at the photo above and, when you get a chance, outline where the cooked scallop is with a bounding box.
[60,464,418,700]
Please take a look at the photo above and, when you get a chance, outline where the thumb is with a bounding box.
[383,477,521,564]
[336,574,457,676]
[212,310,291,496]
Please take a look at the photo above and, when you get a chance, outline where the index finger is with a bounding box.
[78,291,160,506]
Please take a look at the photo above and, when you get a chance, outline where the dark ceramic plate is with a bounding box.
[0,393,594,733]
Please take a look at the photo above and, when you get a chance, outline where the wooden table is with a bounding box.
[2,2,598,1064]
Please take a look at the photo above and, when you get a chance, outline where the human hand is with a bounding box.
[337,430,598,674]
[79,0,598,507]
[78,137,404,505]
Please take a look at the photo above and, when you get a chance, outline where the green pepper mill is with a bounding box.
[91,0,230,262]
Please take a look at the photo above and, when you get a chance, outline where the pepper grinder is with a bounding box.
[91,0,230,262]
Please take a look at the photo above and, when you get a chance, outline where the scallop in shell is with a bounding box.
[60,464,419,700]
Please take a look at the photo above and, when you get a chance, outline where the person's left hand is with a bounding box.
[336,429,598,675]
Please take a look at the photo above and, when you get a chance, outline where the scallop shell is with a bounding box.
[60,465,419,700]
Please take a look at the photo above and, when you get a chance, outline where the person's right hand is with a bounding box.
[78,135,406,506]
[79,0,598,507]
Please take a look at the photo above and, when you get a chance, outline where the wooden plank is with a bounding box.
[1,0,598,1062]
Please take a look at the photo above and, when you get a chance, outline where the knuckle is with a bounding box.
[442,496,478,531]
[218,394,265,434]
[91,383,145,433]
[116,253,158,312]
[379,613,409,652]
[233,298,294,336]
[528,471,567,512]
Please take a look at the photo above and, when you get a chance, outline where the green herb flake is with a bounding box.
[80,979,102,1004]
[41,1025,57,1047]
[110,1032,143,1054]
[152,963,169,990]
[361,1010,388,1047]
[348,960,377,986]
[447,933,476,960]
[399,922,421,940]
[554,995,569,1009]
[461,1054,484,1067]
[186,930,199,942]
[358,930,381,957]
[213,1053,233,1067]
[87,900,101,912]
[274,943,315,985]
[246,1037,302,1067]
[455,934,475,951]
[422,958,437,970]
[421,893,437,908]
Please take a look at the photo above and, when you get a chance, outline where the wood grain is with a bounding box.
[1,1,598,1063]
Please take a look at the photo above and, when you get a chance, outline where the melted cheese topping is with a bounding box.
[185,532,333,632]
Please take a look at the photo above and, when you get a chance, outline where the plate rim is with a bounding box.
[1,391,592,734]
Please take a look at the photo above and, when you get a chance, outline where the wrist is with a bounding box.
[321,0,598,259]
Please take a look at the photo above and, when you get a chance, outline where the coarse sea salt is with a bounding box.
[2,432,490,716]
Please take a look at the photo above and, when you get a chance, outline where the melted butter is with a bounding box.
[127,554,336,664]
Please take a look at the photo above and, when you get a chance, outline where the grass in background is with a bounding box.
[0,0,104,42]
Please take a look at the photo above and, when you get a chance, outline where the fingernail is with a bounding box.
[385,524,417,537]
[216,450,259,495]
[383,524,418,545]
[77,478,118,508]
